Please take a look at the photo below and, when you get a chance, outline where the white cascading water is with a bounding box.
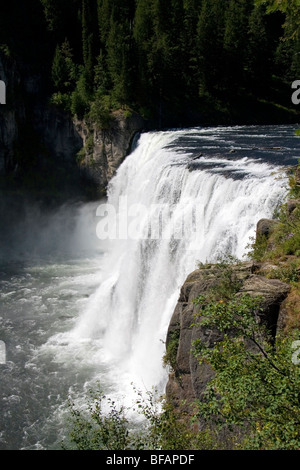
[69,128,288,401]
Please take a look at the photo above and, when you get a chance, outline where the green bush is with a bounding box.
[192,293,300,450]
[88,94,112,129]
[63,392,130,450]
[163,329,180,370]
[71,70,92,119]
[267,261,300,284]
[50,92,71,111]
[247,233,269,261]
[63,386,218,451]
[282,231,300,256]
[197,254,243,302]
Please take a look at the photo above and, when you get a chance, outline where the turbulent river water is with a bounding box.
[0,124,298,449]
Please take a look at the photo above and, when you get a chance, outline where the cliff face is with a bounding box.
[0,53,22,174]
[0,52,83,195]
[74,110,146,195]
[0,52,145,199]
[165,260,291,412]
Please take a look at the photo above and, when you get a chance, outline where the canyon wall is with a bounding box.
[0,51,145,199]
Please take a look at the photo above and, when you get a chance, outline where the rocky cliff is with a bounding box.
[0,51,145,199]
[74,110,146,196]
[0,51,83,196]
[0,52,23,175]
[165,260,291,410]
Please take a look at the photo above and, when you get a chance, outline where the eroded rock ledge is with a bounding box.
[165,259,291,412]
[74,111,146,195]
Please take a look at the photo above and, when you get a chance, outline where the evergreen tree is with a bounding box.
[196,0,226,97]
[71,67,92,118]
[256,0,300,40]
[168,0,186,92]
[106,15,132,107]
[52,44,68,90]
[133,0,155,108]
[223,0,253,95]
[40,0,82,57]
[81,0,98,90]
[94,49,109,95]
[182,0,203,93]
[51,39,76,92]
[97,0,111,45]
[247,4,274,91]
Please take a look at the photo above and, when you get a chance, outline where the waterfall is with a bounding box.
[0,125,296,449]
[70,127,288,400]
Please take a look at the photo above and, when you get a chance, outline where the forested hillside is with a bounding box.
[1,0,300,128]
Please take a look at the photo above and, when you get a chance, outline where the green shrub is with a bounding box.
[63,386,218,451]
[63,391,130,450]
[50,92,71,111]
[267,261,300,284]
[247,233,269,261]
[197,254,243,302]
[71,70,92,119]
[192,294,264,338]
[163,329,180,370]
[88,96,112,129]
[282,231,300,256]
[191,293,300,450]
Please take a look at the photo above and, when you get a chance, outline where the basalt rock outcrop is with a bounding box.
[165,260,291,413]
[74,110,146,195]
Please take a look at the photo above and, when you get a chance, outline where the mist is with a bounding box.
[0,195,105,263]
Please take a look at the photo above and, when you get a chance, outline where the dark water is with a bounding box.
[170,124,299,165]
